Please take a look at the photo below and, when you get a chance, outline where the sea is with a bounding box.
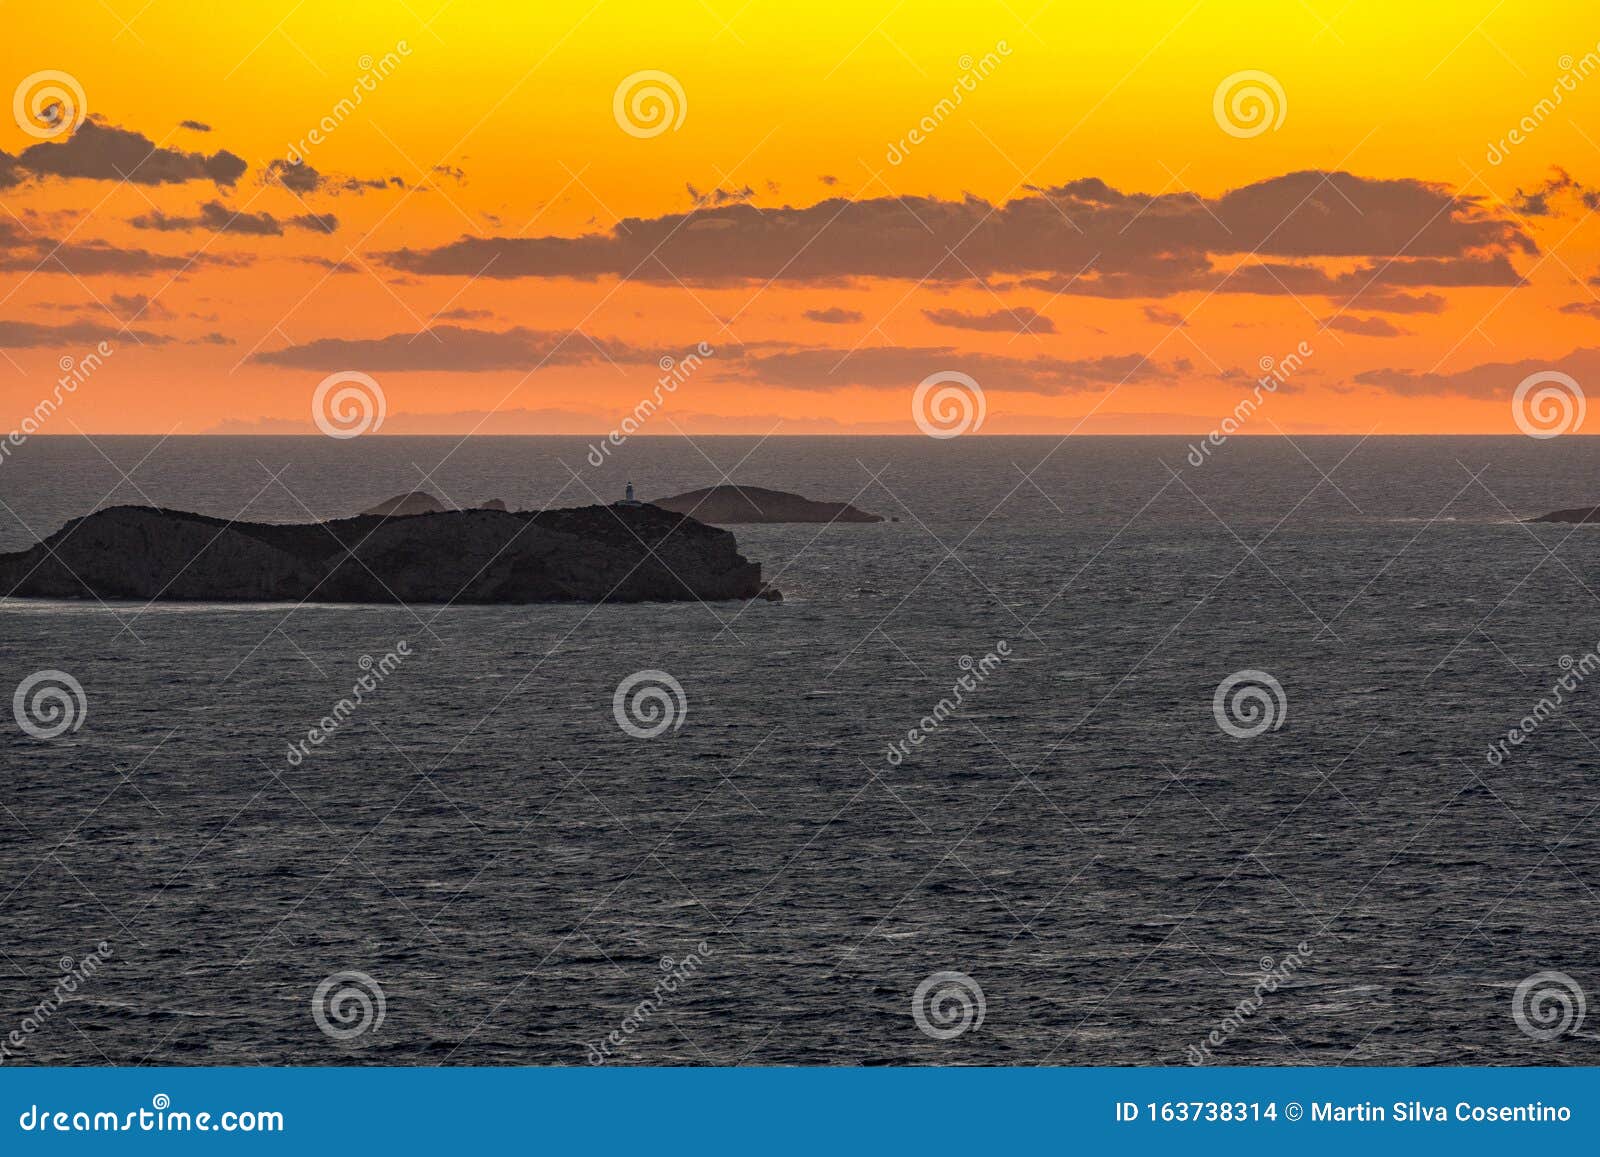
[1,434,1597,1066]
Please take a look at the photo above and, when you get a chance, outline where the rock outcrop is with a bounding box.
[0,504,774,604]
[479,498,508,511]
[649,485,883,524]
[1527,506,1600,524]
[360,491,450,517]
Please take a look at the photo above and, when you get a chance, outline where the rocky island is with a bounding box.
[650,485,883,524]
[0,504,776,604]
[1526,506,1600,524]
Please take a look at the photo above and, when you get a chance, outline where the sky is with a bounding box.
[2,0,1600,436]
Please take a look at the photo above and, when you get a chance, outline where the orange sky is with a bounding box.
[3,0,1600,435]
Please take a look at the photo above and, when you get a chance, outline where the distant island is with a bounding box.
[649,485,884,524]
[0,504,777,604]
[1526,506,1600,524]
[359,492,506,517]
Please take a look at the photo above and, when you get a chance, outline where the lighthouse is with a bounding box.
[618,481,641,507]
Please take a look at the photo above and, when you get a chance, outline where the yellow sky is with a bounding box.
[3,1,1599,434]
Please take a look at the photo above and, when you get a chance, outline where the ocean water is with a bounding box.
[1,433,1598,1066]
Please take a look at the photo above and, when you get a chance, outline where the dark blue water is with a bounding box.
[1,435,1598,1065]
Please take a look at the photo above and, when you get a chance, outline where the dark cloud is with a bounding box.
[266,159,404,195]
[803,307,864,324]
[1143,305,1186,326]
[722,345,1189,395]
[15,120,245,185]
[0,151,22,189]
[250,325,655,372]
[687,183,755,208]
[436,308,494,320]
[1558,301,1600,319]
[109,292,174,320]
[1354,348,1600,398]
[383,171,1532,297]
[266,159,322,193]
[180,120,212,132]
[1320,314,1408,337]
[131,200,337,235]
[0,235,232,275]
[923,306,1054,334]
[0,319,171,347]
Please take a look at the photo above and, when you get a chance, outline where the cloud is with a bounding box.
[265,159,404,195]
[0,319,171,347]
[803,307,864,324]
[131,200,337,235]
[382,170,1532,298]
[179,120,212,132]
[14,119,245,185]
[924,306,1055,334]
[436,307,494,320]
[0,234,234,275]
[250,325,655,372]
[1354,347,1600,398]
[722,345,1189,394]
[1558,301,1600,319]
[1143,305,1186,326]
[1319,314,1408,337]
[0,151,21,189]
